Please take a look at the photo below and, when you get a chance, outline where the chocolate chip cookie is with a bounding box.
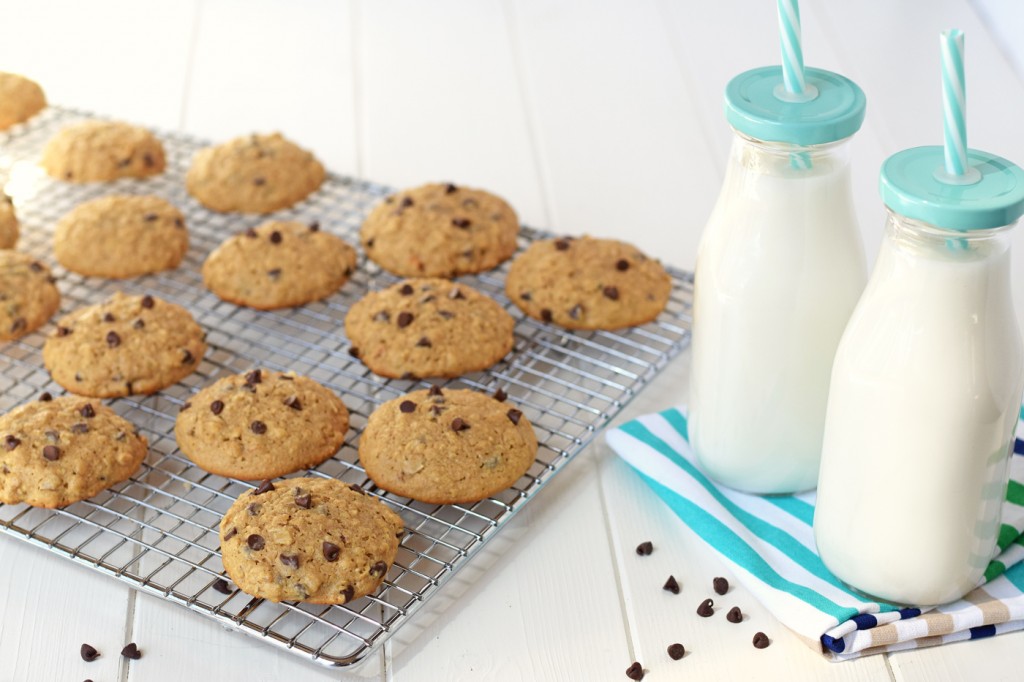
[42,292,206,397]
[41,120,166,182]
[345,278,515,379]
[54,195,189,279]
[202,220,356,309]
[0,251,60,342]
[0,395,148,508]
[175,369,349,480]
[219,477,404,604]
[359,387,537,504]
[0,72,46,131]
[0,192,18,249]
[185,133,325,214]
[360,182,519,278]
[505,236,672,329]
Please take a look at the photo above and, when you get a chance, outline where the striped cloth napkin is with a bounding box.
[606,406,1024,660]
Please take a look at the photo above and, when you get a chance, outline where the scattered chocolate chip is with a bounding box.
[80,643,100,662]
[448,287,465,300]
[106,331,121,348]
[752,632,770,649]
[713,576,729,595]
[245,369,262,385]
[42,445,60,461]
[420,294,436,304]
[451,217,471,229]
[625,661,644,680]
[245,228,258,238]
[663,575,680,594]
[175,218,184,228]
[246,534,265,550]
[568,304,583,320]
[506,409,523,425]
[254,479,275,495]
[365,238,375,248]
[430,405,444,416]
[141,294,155,309]
[180,402,191,413]
[444,183,458,194]
[396,312,414,328]
[520,292,532,301]
[212,578,232,595]
[540,309,553,323]
[125,381,134,394]
[554,239,570,251]
[254,177,266,186]
[143,213,158,222]
[399,372,418,380]
[39,392,52,402]
[369,561,387,577]
[616,259,630,271]
[284,395,302,410]
[603,286,620,301]
[451,417,469,432]
[210,400,224,415]
[438,310,455,319]
[399,400,416,413]
[56,325,72,337]
[29,261,43,272]
[696,598,714,617]
[182,349,194,365]
[80,403,95,418]
[493,387,507,402]
[250,420,267,434]
[636,541,653,556]
[294,493,312,509]
[223,527,237,541]
[667,643,685,660]
[726,606,743,623]
[269,230,282,244]
[247,503,262,516]
[279,553,300,569]
[309,221,320,232]
[400,196,414,208]
[399,283,414,296]
[70,423,89,434]
[9,317,25,334]
[3,435,20,451]
[415,336,432,347]
[121,643,142,660]
[65,171,73,180]
[428,385,444,397]
[143,152,155,168]
[133,319,145,330]
[323,541,341,562]
[267,268,281,280]
[348,346,361,359]
[340,585,354,602]
[103,312,116,323]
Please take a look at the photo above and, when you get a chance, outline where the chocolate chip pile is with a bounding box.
[624,539,772,679]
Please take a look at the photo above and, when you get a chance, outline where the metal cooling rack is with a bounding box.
[0,106,693,670]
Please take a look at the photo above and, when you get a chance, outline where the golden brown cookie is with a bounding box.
[0,192,18,249]
[359,388,537,504]
[0,251,60,342]
[202,220,356,309]
[175,369,349,480]
[219,477,404,604]
[42,292,206,398]
[345,278,515,379]
[0,394,148,508]
[505,236,672,330]
[360,182,519,278]
[0,72,46,131]
[185,133,325,214]
[53,195,189,279]
[41,120,166,182]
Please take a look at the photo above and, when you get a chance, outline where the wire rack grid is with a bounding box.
[0,107,693,670]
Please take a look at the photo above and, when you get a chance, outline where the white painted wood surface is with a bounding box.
[1,1,1023,680]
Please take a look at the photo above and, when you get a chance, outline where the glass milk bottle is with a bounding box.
[690,67,868,493]
[815,147,1024,605]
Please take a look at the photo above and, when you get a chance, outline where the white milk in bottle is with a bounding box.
[815,147,1024,605]
[689,67,867,493]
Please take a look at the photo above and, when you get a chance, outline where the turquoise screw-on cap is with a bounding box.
[880,146,1024,231]
[724,66,866,145]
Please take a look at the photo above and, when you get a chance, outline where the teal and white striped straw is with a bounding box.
[941,29,967,176]
[777,0,805,95]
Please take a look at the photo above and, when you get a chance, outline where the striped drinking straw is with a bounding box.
[941,29,969,177]
[777,0,812,170]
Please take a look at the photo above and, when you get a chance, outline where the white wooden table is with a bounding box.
[2,1,1023,680]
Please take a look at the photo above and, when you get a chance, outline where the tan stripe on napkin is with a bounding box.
[965,589,1011,623]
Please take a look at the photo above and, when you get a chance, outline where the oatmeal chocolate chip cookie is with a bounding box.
[359,388,537,504]
[42,292,206,398]
[185,132,325,214]
[175,369,349,480]
[53,195,189,279]
[345,278,515,379]
[0,72,46,130]
[219,477,404,604]
[41,120,166,182]
[360,182,519,278]
[0,251,60,342]
[505,236,672,330]
[0,192,18,249]
[202,220,356,310]
[0,395,148,508]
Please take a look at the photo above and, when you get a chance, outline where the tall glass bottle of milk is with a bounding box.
[690,67,868,493]
[815,147,1024,606]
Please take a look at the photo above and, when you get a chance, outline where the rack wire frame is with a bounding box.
[0,107,693,670]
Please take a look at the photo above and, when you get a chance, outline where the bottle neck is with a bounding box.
[728,130,852,179]
[884,210,1015,260]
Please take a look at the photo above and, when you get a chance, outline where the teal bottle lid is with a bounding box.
[724,66,866,146]
[880,146,1024,231]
